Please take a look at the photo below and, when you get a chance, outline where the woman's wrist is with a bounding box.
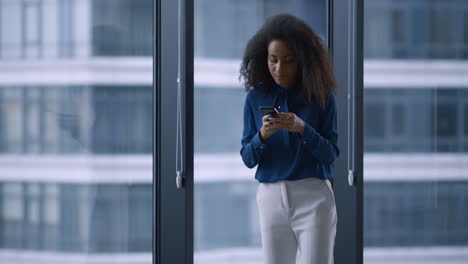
[297,120,306,135]
[259,127,268,142]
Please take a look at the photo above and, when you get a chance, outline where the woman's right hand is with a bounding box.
[260,114,280,142]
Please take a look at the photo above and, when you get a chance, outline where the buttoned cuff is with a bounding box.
[251,131,267,150]
[301,123,319,147]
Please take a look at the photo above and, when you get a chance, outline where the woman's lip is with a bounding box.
[275,76,285,79]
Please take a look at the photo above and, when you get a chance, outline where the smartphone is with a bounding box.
[259,106,279,117]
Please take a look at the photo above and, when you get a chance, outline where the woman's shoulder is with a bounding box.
[327,92,337,107]
[321,92,337,114]
[310,92,336,114]
[245,87,271,101]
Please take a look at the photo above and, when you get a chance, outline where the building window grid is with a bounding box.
[366,0,468,59]
[0,86,154,154]
[364,182,468,246]
[0,183,155,252]
[364,89,468,152]
[0,0,77,60]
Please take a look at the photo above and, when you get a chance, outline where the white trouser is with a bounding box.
[256,177,337,264]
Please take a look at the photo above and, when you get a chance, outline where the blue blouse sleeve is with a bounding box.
[240,91,268,168]
[300,94,340,164]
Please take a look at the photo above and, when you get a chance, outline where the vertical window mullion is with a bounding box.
[21,87,28,153]
[37,184,45,249]
[21,0,26,59]
[21,183,28,249]
[38,0,43,58]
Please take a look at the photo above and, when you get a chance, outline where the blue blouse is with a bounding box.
[240,83,340,183]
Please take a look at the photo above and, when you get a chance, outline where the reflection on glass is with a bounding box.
[194,1,327,263]
[364,0,468,263]
[0,0,153,263]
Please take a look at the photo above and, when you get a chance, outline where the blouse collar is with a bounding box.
[274,82,299,95]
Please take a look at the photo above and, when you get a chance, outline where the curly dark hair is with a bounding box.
[239,13,337,110]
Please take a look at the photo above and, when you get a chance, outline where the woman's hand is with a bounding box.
[273,112,306,135]
[259,114,281,142]
[260,112,306,142]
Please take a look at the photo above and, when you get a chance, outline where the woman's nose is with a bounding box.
[276,62,283,73]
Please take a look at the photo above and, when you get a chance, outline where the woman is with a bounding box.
[239,13,339,264]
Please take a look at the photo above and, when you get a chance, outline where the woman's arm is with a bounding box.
[240,94,268,169]
[300,94,340,164]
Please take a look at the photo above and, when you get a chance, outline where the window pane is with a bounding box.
[429,8,455,45]
[392,9,405,43]
[411,7,428,45]
[465,11,468,44]
[92,0,153,56]
[194,1,329,263]
[392,103,405,136]
[364,0,468,263]
[428,8,457,58]
[434,104,457,137]
[0,0,22,59]
[365,103,385,137]
[0,0,154,263]
[364,7,392,58]
[367,2,465,59]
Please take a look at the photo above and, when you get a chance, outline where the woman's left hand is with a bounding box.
[273,112,306,135]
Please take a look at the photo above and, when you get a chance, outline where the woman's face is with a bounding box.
[267,39,298,88]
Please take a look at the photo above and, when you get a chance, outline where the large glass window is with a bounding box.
[193,1,328,263]
[364,0,468,263]
[0,0,153,263]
